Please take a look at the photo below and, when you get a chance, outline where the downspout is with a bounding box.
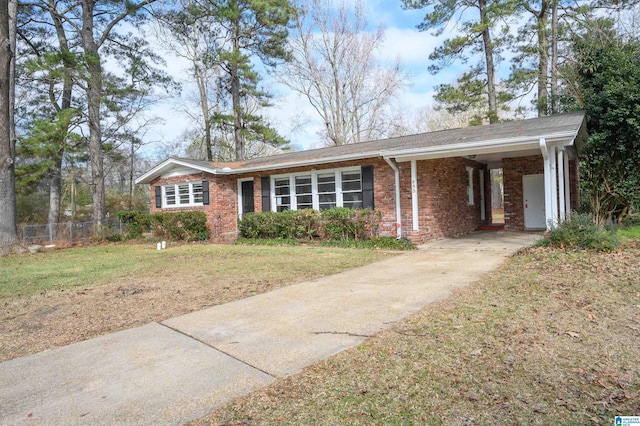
[383,157,402,239]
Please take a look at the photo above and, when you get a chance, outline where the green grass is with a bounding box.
[196,243,640,425]
[0,243,395,301]
[617,225,640,239]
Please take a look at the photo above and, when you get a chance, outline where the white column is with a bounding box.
[557,149,566,222]
[549,145,559,227]
[540,138,554,230]
[411,160,419,231]
[564,151,571,219]
[384,157,402,239]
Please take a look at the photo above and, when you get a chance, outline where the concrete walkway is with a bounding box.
[0,231,540,425]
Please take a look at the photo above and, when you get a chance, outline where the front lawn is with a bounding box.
[197,240,640,425]
[0,243,396,362]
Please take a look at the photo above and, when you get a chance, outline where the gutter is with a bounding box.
[383,157,402,239]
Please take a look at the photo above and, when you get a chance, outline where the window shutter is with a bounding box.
[261,176,271,212]
[155,186,162,208]
[202,180,210,205]
[362,165,374,209]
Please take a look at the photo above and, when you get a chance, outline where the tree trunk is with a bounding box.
[536,1,550,116]
[0,0,18,250]
[81,0,105,224]
[230,12,245,161]
[48,1,73,228]
[128,139,134,210]
[479,0,498,123]
[48,158,62,226]
[550,0,559,114]
[195,64,213,161]
[231,64,243,161]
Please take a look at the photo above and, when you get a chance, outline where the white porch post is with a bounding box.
[557,149,566,222]
[540,138,554,230]
[411,160,419,231]
[549,145,559,227]
[384,157,402,239]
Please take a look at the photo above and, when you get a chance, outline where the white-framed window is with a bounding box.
[274,177,291,212]
[317,172,336,210]
[163,181,203,207]
[341,170,363,209]
[466,167,474,205]
[271,167,363,211]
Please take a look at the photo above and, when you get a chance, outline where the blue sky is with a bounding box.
[144,0,470,154]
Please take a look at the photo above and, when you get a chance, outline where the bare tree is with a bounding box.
[387,106,481,137]
[279,0,406,146]
[0,0,19,251]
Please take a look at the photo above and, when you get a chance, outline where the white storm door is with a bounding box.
[523,174,546,229]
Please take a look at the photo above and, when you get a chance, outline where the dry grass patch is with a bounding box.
[197,241,640,425]
[0,243,395,362]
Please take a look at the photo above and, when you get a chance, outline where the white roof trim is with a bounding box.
[135,158,219,184]
[386,131,578,162]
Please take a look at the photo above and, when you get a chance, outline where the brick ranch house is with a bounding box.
[136,112,586,244]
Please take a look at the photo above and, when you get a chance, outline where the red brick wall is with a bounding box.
[150,157,492,243]
[402,158,490,244]
[149,172,238,241]
[503,156,544,230]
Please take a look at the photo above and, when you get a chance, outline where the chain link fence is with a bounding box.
[19,218,124,245]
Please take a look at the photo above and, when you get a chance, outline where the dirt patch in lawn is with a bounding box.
[0,243,395,363]
[196,241,640,425]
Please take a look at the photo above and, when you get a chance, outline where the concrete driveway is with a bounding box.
[0,231,540,425]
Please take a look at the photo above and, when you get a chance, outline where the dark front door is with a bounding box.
[241,180,255,214]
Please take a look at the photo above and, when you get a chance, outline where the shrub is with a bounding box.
[321,208,381,241]
[117,211,151,238]
[239,210,321,240]
[539,213,620,251]
[150,211,209,242]
[105,233,122,242]
[238,208,382,242]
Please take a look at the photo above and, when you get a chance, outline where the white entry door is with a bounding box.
[523,174,546,229]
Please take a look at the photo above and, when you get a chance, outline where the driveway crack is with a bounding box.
[159,322,275,378]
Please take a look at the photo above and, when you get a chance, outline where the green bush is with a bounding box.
[238,208,382,241]
[150,211,209,242]
[105,233,122,242]
[239,209,321,240]
[320,208,381,241]
[116,211,151,238]
[539,213,620,251]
